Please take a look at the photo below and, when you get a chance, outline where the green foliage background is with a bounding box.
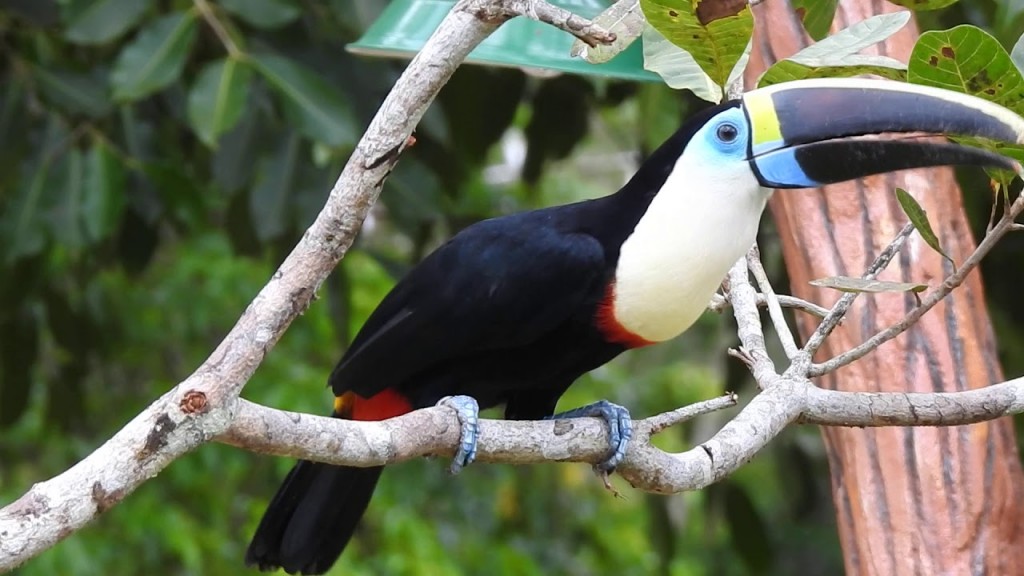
[0,1,1022,574]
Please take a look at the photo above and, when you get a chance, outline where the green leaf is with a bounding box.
[792,0,838,41]
[213,99,264,194]
[4,159,50,261]
[218,0,300,29]
[887,0,959,10]
[1012,32,1024,74]
[291,162,337,229]
[758,11,910,87]
[642,24,718,101]
[47,148,87,251]
[4,0,59,27]
[522,75,593,184]
[186,57,252,148]
[30,65,112,118]
[142,162,206,226]
[723,37,751,97]
[0,76,29,179]
[999,0,1024,24]
[1,116,70,262]
[381,157,443,232]
[82,142,126,243]
[0,305,39,427]
[637,82,684,150]
[777,11,910,62]
[991,171,1014,208]
[895,188,954,269]
[252,52,357,147]
[111,11,198,102]
[640,0,753,87]
[908,26,1024,171]
[571,0,645,64]
[908,25,1024,114]
[249,133,300,242]
[63,0,154,45]
[642,24,749,103]
[759,60,906,86]
[810,277,928,294]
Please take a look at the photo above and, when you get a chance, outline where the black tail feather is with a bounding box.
[246,460,383,574]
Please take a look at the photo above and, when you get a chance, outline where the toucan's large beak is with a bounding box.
[741,78,1024,189]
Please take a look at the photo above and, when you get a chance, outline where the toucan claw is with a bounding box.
[548,399,633,474]
[438,395,480,474]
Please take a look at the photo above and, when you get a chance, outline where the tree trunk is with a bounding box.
[744,2,1024,574]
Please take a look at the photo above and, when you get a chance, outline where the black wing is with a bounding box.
[329,213,607,397]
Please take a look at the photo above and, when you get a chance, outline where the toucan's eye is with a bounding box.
[716,122,739,143]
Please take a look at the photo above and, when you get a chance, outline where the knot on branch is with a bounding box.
[91,482,125,515]
[180,390,209,414]
[562,16,616,47]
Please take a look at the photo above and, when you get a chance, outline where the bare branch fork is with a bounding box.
[2,0,1024,572]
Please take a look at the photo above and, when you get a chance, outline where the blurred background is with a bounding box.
[2,1,1024,574]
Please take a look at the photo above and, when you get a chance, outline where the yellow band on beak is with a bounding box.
[743,89,783,154]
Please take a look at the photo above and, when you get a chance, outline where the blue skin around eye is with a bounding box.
[698,107,822,189]
[703,108,750,161]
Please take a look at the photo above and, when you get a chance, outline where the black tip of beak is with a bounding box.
[792,138,1017,186]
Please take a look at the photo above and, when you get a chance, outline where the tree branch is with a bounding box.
[810,192,1024,376]
[215,375,1024,494]
[0,0,513,570]
[218,396,742,470]
[506,0,616,46]
[4,1,1024,572]
[707,292,830,318]
[725,256,780,388]
[746,244,799,359]
[801,222,915,359]
[801,377,1024,426]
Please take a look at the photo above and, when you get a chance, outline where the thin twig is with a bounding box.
[645,394,740,435]
[727,346,756,368]
[782,296,830,318]
[725,257,779,388]
[507,0,616,46]
[810,194,1024,376]
[746,245,799,358]
[708,293,830,318]
[986,186,1001,234]
[707,292,728,310]
[193,0,243,58]
[801,222,915,358]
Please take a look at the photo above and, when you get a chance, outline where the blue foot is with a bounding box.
[437,395,480,474]
[547,400,632,473]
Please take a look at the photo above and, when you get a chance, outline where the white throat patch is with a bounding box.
[611,139,770,342]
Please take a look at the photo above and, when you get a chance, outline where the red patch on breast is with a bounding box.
[334,388,413,421]
[594,282,654,349]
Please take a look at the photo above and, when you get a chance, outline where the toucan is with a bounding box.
[245,78,1024,574]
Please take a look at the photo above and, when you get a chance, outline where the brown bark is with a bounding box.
[744,2,1024,574]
